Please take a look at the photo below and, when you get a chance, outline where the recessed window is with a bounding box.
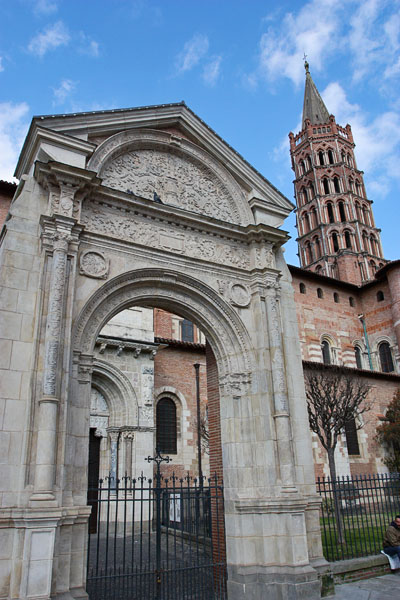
[317,287,323,298]
[345,418,360,455]
[323,179,330,194]
[327,203,335,223]
[321,340,331,365]
[156,398,177,454]
[328,149,334,164]
[349,296,355,307]
[344,231,352,249]
[334,292,339,303]
[181,319,194,342]
[377,290,384,302]
[300,283,306,294]
[354,346,362,369]
[332,233,339,253]
[333,177,341,193]
[339,201,346,222]
[379,342,394,373]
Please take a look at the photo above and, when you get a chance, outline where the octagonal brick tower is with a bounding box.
[289,61,387,284]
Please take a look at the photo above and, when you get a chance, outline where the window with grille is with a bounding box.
[156,398,177,454]
[344,418,360,455]
[181,319,194,342]
[354,346,362,369]
[379,342,394,373]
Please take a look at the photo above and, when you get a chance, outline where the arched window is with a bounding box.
[341,151,346,163]
[181,319,194,342]
[315,265,322,275]
[327,203,335,223]
[339,201,346,222]
[362,233,369,251]
[362,205,370,226]
[300,186,308,205]
[328,149,334,164]
[305,212,311,232]
[349,178,354,192]
[323,179,330,194]
[349,296,355,307]
[299,282,306,294]
[299,159,305,175]
[347,153,353,167]
[377,290,384,302]
[156,398,177,453]
[305,155,312,170]
[332,232,339,253]
[344,418,360,455]
[370,236,378,256]
[370,260,376,274]
[344,231,352,249]
[355,201,362,222]
[305,241,313,264]
[333,292,339,303]
[321,340,331,364]
[314,237,321,258]
[333,176,341,193]
[317,287,323,299]
[379,342,394,373]
[309,182,315,199]
[354,346,362,369]
[356,181,363,197]
[319,150,325,165]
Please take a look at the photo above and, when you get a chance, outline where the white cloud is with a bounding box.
[321,81,400,196]
[33,0,58,15]
[0,102,30,181]
[202,56,222,86]
[257,0,341,87]
[78,33,100,57]
[28,21,70,57]
[53,79,77,105]
[175,34,209,74]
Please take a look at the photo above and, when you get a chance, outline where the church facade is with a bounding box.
[0,67,399,600]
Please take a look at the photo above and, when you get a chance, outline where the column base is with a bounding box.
[227,564,321,600]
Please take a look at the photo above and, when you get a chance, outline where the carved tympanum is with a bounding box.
[100,148,239,223]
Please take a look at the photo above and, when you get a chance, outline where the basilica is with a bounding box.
[0,64,399,600]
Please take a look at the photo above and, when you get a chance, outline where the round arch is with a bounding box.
[92,359,139,426]
[72,268,253,383]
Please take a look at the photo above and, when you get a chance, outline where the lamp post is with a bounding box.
[193,363,203,487]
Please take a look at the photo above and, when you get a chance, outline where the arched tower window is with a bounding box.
[156,398,177,453]
[306,155,312,170]
[379,342,394,373]
[347,153,353,167]
[370,236,378,256]
[333,176,341,193]
[305,241,313,264]
[299,282,306,294]
[328,149,334,164]
[332,232,339,253]
[349,178,355,192]
[355,201,362,222]
[339,201,346,222]
[309,182,315,199]
[319,150,325,165]
[327,203,335,223]
[362,232,369,251]
[323,178,330,194]
[314,237,321,258]
[341,151,346,163]
[299,159,305,175]
[344,231,352,249]
[305,212,311,232]
[321,340,331,365]
[356,181,363,197]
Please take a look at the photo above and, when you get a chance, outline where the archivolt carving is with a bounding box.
[87,129,251,225]
[72,269,253,379]
[92,359,139,426]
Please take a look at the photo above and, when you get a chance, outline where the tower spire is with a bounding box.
[302,62,330,128]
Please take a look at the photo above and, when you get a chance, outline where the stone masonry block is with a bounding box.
[0,311,22,340]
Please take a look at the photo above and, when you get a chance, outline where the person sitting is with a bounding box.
[383,515,400,560]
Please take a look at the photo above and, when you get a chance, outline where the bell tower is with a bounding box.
[289,61,387,284]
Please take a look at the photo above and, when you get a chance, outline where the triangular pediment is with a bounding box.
[16,102,293,227]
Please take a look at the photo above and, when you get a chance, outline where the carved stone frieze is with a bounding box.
[219,372,252,397]
[80,250,109,279]
[81,202,250,269]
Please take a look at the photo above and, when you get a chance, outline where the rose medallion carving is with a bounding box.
[80,250,109,279]
[229,283,251,308]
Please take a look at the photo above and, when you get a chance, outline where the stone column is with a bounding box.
[107,427,120,485]
[265,278,296,491]
[32,228,72,501]
[122,430,135,479]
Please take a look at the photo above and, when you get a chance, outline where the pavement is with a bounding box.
[329,572,400,599]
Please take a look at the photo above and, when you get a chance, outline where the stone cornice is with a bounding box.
[15,125,96,179]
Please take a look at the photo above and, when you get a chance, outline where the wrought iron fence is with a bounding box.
[86,451,226,600]
[316,473,400,562]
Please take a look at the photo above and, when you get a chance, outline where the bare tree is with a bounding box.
[305,365,371,543]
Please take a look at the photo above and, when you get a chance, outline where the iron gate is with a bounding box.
[86,451,227,599]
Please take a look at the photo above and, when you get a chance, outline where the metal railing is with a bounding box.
[316,473,400,562]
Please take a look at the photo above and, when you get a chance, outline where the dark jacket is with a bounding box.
[383,521,400,548]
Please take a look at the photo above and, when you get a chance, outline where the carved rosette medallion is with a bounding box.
[229,283,251,308]
[80,250,109,279]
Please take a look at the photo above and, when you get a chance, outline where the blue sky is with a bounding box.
[1,0,399,266]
